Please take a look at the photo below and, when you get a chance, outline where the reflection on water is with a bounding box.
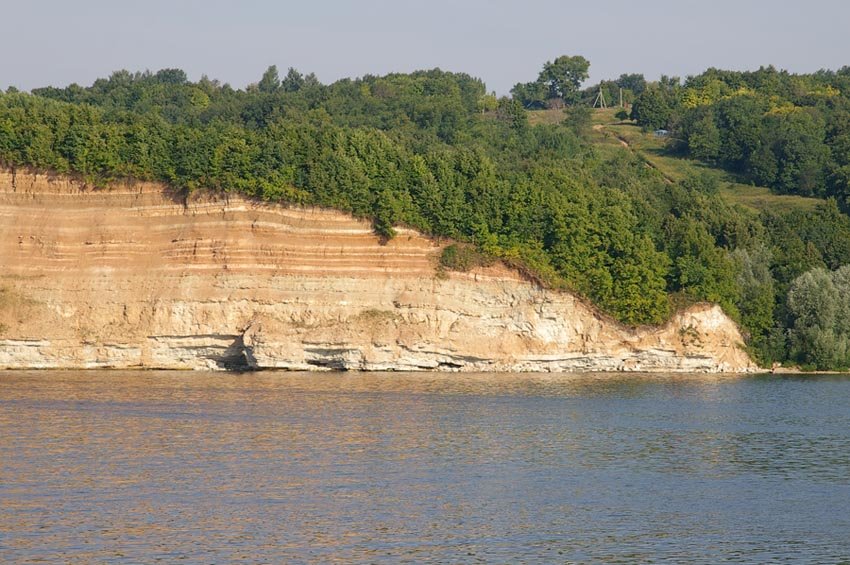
[1,371,849,562]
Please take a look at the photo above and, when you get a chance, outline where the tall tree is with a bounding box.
[511,55,590,107]
[281,67,305,92]
[630,87,673,130]
[539,55,590,103]
[258,65,280,93]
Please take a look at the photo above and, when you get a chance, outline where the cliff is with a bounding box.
[0,169,756,372]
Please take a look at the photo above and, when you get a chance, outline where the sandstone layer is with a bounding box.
[0,169,756,372]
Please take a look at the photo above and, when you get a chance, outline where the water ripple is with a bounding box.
[1,371,849,562]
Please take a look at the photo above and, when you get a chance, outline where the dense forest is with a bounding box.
[2,59,850,369]
[626,66,850,203]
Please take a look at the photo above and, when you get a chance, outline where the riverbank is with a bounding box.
[0,169,755,372]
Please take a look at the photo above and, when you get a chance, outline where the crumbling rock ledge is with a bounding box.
[0,169,757,372]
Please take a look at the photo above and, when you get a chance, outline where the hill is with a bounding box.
[0,169,753,372]
[1,62,850,369]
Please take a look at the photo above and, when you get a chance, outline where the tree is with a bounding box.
[303,73,322,89]
[761,109,828,196]
[604,234,671,325]
[511,55,590,107]
[711,94,765,171]
[495,98,528,131]
[616,73,647,96]
[10,62,850,358]
[539,55,590,103]
[153,69,188,85]
[687,111,721,162]
[564,106,592,138]
[476,92,499,113]
[732,243,775,351]
[281,67,305,92]
[787,267,850,369]
[258,65,280,93]
[630,87,672,130]
[510,80,548,109]
[664,215,740,319]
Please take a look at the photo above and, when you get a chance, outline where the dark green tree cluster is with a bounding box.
[629,81,678,130]
[787,266,850,370]
[627,66,850,206]
[511,55,590,109]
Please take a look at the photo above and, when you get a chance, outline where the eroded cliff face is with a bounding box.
[0,169,756,372]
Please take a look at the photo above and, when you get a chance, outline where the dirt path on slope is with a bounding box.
[593,124,674,184]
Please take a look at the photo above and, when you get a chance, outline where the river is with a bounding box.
[1,371,849,563]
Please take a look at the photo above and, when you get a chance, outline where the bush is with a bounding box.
[439,244,494,272]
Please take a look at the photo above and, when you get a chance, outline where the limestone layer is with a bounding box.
[0,169,756,372]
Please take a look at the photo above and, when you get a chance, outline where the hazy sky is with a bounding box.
[2,0,848,94]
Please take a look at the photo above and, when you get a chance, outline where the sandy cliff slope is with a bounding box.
[0,169,756,372]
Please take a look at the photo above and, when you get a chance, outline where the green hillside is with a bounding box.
[533,107,821,213]
[2,60,850,369]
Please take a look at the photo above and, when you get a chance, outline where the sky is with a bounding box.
[1,0,848,94]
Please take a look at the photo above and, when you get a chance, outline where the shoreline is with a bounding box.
[0,366,785,376]
[1,170,755,374]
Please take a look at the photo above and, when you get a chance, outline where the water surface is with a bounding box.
[1,371,849,562]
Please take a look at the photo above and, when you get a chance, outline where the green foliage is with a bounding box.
[539,55,590,103]
[668,66,850,203]
[510,80,548,110]
[616,73,647,96]
[731,243,775,359]
[281,68,306,93]
[476,92,499,113]
[563,106,593,138]
[439,243,495,272]
[258,65,280,93]
[630,86,674,130]
[787,266,850,370]
[4,63,850,366]
[663,215,740,320]
[754,109,828,195]
[511,55,590,108]
[686,109,721,162]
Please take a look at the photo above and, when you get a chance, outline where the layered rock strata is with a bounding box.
[0,169,756,372]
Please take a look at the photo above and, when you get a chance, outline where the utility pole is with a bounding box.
[593,87,607,109]
[619,87,623,108]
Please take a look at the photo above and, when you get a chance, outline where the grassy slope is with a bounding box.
[530,108,820,214]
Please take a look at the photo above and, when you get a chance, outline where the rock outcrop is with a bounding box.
[0,169,756,372]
